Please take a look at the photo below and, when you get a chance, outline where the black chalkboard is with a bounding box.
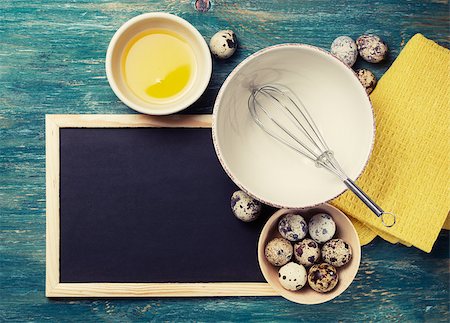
[59,127,267,283]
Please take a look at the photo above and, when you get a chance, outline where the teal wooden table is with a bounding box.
[1,0,449,321]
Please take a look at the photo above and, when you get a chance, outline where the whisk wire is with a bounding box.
[274,85,330,152]
[258,85,325,154]
[254,85,335,157]
[267,85,330,149]
[248,83,396,227]
[251,87,322,161]
[250,89,318,162]
[250,85,349,181]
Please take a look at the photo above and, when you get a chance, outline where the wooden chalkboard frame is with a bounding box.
[45,114,276,297]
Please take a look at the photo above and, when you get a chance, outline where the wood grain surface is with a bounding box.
[1,0,449,321]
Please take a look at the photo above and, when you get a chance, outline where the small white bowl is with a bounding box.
[258,204,361,304]
[106,13,212,115]
[212,44,375,208]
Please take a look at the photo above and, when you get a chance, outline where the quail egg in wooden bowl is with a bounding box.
[258,203,361,304]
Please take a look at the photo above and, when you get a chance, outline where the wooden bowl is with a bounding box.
[258,204,361,304]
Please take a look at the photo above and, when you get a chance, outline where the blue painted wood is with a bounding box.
[1,0,449,321]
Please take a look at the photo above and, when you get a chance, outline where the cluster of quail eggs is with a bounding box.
[330,34,388,95]
[264,213,352,293]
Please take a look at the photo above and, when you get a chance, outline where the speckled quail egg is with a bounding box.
[194,0,211,12]
[356,34,388,63]
[330,36,358,67]
[356,68,377,94]
[322,238,353,268]
[294,238,320,267]
[265,238,293,266]
[230,190,262,222]
[278,262,308,291]
[209,30,237,59]
[308,263,339,293]
[278,214,308,242]
[308,213,336,243]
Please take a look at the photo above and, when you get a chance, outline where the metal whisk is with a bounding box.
[248,84,395,227]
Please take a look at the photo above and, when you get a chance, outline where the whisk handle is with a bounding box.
[344,179,396,227]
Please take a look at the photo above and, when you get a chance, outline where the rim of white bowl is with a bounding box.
[105,12,212,115]
[212,43,376,209]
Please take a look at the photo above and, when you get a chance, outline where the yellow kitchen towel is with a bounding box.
[332,34,450,253]
[443,212,450,230]
[349,216,377,245]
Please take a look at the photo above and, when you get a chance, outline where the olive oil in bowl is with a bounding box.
[121,29,196,102]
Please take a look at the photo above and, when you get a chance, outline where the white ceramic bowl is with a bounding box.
[106,13,212,115]
[212,44,374,208]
